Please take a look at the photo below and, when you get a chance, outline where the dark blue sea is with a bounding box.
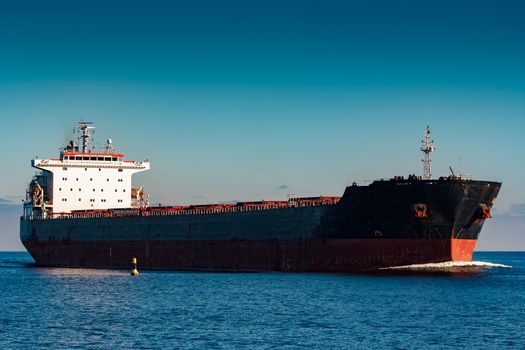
[0,252,523,349]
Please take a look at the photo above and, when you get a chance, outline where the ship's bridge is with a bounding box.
[62,152,124,162]
[33,151,149,171]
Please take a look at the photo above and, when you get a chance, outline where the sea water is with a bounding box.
[0,252,523,349]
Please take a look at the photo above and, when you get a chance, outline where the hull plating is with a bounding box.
[20,179,501,271]
[23,239,474,272]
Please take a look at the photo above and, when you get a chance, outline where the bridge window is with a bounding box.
[90,157,96,161]
[118,169,123,172]
[98,157,103,161]
[83,157,89,161]
[62,167,67,170]
[112,157,117,161]
[75,156,82,160]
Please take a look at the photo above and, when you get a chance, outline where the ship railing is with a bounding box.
[28,197,341,220]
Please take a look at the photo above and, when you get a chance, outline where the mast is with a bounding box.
[74,120,95,153]
[421,126,435,180]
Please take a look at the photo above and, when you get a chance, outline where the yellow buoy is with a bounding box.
[131,257,139,276]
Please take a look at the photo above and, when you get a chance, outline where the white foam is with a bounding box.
[380,260,512,271]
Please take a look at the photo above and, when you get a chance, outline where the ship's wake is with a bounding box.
[379,260,511,274]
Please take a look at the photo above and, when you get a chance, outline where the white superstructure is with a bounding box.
[24,121,150,218]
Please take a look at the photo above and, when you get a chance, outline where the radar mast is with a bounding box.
[421,126,435,180]
[75,120,95,153]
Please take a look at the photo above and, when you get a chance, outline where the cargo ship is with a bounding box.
[20,121,501,272]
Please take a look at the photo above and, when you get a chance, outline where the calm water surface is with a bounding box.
[0,252,523,349]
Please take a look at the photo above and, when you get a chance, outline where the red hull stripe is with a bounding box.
[450,239,477,261]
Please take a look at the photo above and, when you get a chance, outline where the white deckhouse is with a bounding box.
[24,121,150,218]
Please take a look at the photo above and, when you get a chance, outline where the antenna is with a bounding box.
[420,126,435,180]
[74,120,95,153]
[105,138,114,153]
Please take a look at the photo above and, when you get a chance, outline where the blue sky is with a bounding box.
[0,0,524,250]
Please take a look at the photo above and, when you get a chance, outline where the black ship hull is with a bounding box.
[20,179,501,272]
